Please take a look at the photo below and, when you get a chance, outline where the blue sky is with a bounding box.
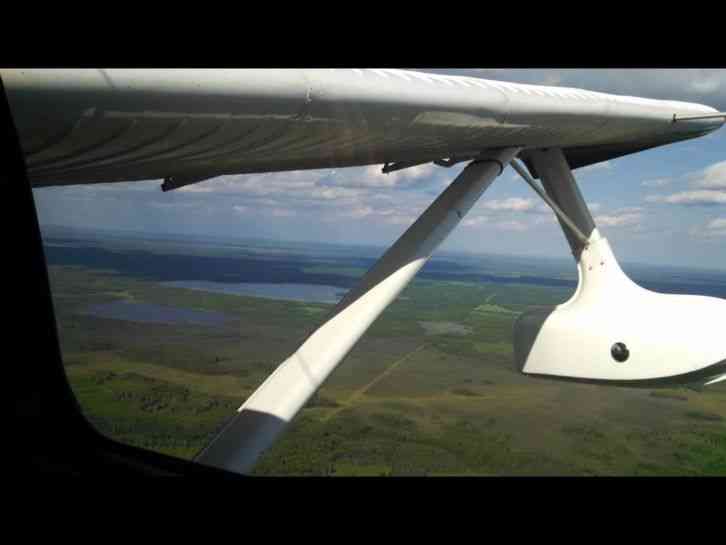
[32,69,726,270]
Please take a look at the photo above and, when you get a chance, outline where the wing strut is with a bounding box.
[195,147,521,474]
[510,159,589,248]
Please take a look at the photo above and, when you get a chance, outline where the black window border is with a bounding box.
[3,74,244,479]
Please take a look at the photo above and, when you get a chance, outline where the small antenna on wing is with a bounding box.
[672,112,726,122]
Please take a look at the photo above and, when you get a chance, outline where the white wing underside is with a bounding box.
[1,68,719,187]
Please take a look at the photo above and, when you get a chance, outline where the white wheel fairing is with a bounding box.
[516,231,726,386]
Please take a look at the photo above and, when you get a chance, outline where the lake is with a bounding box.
[81,301,231,327]
[161,281,349,304]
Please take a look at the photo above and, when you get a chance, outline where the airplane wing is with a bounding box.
[6,68,725,476]
[1,68,721,189]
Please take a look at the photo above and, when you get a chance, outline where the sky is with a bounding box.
[32,69,726,271]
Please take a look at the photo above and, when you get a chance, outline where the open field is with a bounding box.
[44,232,726,476]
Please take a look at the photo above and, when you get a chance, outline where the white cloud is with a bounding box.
[594,207,644,228]
[382,213,416,225]
[177,184,215,193]
[691,217,726,238]
[271,208,295,218]
[596,215,639,227]
[462,215,488,228]
[691,78,722,94]
[645,161,726,208]
[646,190,726,206]
[483,197,536,212]
[374,163,438,184]
[579,161,613,173]
[77,181,156,193]
[641,178,672,188]
[148,201,196,210]
[704,217,726,237]
[324,202,419,226]
[348,206,374,219]
[541,73,563,86]
[495,220,529,232]
[536,203,552,214]
[617,206,644,214]
[534,215,559,226]
[691,160,726,190]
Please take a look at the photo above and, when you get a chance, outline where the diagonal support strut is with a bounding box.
[195,147,521,474]
[510,158,590,248]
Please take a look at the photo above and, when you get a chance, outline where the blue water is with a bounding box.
[82,301,231,326]
[42,235,726,299]
[161,281,348,304]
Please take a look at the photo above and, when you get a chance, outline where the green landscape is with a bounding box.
[44,231,726,476]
